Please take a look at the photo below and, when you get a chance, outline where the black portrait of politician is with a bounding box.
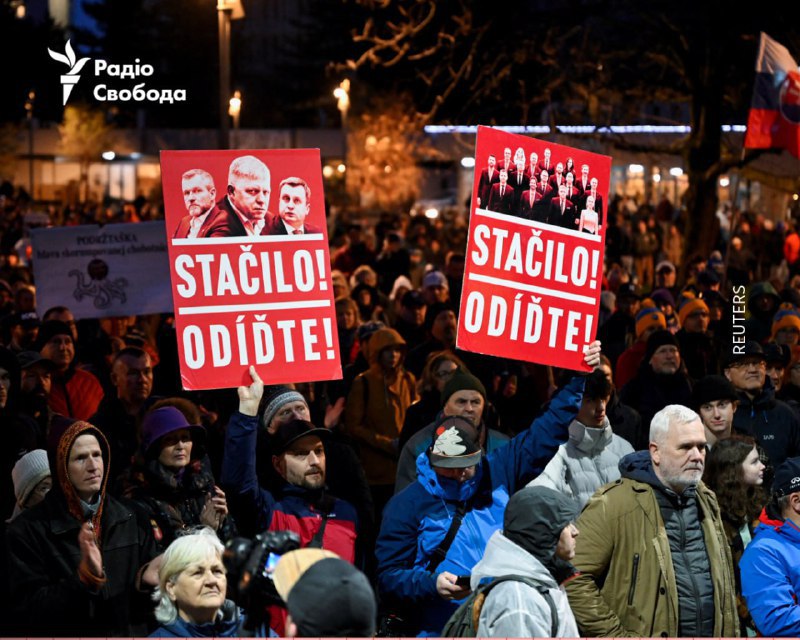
[507,164,530,214]
[581,177,605,228]
[547,184,577,229]
[265,176,322,235]
[536,170,555,205]
[477,154,501,209]
[205,155,274,237]
[486,169,515,215]
[548,162,566,192]
[172,169,223,239]
[537,148,554,175]
[497,146,514,172]
[575,164,592,197]
[519,178,548,223]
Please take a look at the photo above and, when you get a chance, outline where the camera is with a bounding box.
[222,530,301,633]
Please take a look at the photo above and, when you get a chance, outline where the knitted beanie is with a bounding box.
[635,304,667,339]
[11,449,50,513]
[771,303,800,340]
[677,292,709,327]
[644,329,680,363]
[259,385,308,431]
[441,369,487,406]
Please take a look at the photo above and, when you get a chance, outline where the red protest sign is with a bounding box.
[160,149,341,390]
[457,126,611,371]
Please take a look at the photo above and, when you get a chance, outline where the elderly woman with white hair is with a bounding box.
[150,527,241,637]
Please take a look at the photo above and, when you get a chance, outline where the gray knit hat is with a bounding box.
[9,449,51,521]
[259,385,308,431]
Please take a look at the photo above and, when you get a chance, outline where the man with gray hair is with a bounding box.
[208,154,273,237]
[565,404,738,638]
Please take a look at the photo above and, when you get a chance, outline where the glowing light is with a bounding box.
[669,167,683,177]
[102,151,115,161]
[322,165,334,178]
[628,164,645,174]
[461,157,476,168]
[425,208,439,219]
[337,163,346,173]
[653,174,661,183]
[719,176,730,187]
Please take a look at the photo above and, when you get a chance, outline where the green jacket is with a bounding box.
[565,475,739,637]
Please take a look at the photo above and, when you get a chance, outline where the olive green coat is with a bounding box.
[565,477,739,637]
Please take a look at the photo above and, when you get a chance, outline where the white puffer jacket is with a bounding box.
[527,418,634,508]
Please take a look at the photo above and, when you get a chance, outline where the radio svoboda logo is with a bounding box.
[47,39,91,105]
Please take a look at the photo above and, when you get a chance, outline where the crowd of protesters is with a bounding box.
[6,175,800,638]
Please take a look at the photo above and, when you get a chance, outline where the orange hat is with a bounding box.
[677,292,709,327]
[635,304,666,339]
[771,303,800,340]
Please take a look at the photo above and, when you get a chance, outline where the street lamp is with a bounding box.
[24,90,34,199]
[217,0,244,150]
[333,79,350,193]
[229,90,242,144]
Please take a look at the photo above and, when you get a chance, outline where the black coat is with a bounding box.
[606,390,646,451]
[6,491,157,636]
[120,455,237,552]
[619,366,693,433]
[733,382,800,482]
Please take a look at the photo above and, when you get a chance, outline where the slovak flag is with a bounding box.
[744,32,800,158]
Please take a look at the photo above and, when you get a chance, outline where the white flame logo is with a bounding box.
[47,40,91,105]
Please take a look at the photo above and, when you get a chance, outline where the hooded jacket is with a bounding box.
[743,282,781,344]
[344,327,416,485]
[527,418,634,508]
[6,420,157,636]
[471,531,579,638]
[565,450,738,638]
[740,506,800,636]
[375,375,584,636]
[395,416,509,494]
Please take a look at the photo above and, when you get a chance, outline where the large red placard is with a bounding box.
[161,149,341,390]
[457,126,611,371]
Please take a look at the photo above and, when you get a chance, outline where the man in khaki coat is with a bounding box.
[565,404,739,638]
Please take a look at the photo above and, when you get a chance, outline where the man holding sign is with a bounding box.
[375,342,602,637]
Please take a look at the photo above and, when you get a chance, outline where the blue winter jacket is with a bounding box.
[149,601,242,637]
[375,375,585,636]
[740,511,800,636]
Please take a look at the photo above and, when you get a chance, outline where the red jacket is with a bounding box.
[615,340,647,390]
[49,368,104,421]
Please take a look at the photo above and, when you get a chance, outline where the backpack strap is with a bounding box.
[478,575,559,637]
[426,500,470,572]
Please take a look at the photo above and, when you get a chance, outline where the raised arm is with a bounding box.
[220,366,276,534]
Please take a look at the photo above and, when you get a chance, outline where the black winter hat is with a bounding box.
[773,457,800,498]
[644,329,679,363]
[691,375,739,409]
[34,320,73,351]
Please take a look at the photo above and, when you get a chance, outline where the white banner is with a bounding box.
[31,221,173,319]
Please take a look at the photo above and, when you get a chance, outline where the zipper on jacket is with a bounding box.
[627,553,640,606]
